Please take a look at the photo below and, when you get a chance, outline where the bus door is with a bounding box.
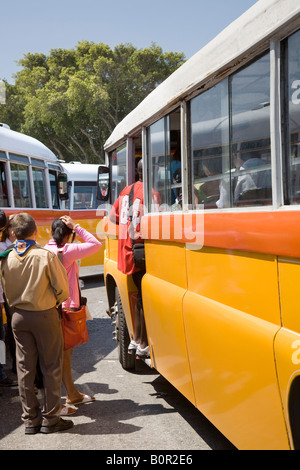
[141,112,196,406]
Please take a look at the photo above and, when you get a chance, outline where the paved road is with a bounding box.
[0,272,235,452]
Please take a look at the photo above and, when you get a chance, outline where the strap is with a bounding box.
[128,183,136,251]
[57,249,63,264]
[0,247,13,259]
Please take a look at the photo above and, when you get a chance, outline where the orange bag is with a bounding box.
[57,249,88,350]
[61,305,88,351]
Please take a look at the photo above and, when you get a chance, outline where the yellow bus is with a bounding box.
[0,125,104,271]
[100,0,300,450]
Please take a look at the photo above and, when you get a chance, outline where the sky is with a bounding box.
[1,0,258,84]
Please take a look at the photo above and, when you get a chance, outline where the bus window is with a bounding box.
[191,81,229,209]
[286,29,300,204]
[73,182,97,209]
[10,162,32,208]
[190,54,272,209]
[0,162,8,207]
[148,108,181,211]
[111,144,126,203]
[231,53,272,207]
[32,166,47,208]
[49,170,60,209]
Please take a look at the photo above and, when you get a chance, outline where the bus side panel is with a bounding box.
[106,237,118,264]
[185,247,281,325]
[144,241,187,289]
[274,259,300,449]
[183,292,289,449]
[182,248,289,449]
[70,210,105,267]
[277,258,300,334]
[142,241,195,405]
[273,328,300,450]
[5,209,62,246]
[142,274,195,405]
[79,249,104,268]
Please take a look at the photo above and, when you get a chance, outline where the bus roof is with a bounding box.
[61,162,101,182]
[0,126,58,162]
[104,0,300,152]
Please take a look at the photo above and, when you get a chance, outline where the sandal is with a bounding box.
[66,394,95,406]
[60,404,77,416]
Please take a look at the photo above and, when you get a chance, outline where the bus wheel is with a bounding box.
[115,288,136,371]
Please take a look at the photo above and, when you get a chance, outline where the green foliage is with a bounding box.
[0,42,185,163]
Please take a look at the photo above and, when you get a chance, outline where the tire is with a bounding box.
[115,288,136,370]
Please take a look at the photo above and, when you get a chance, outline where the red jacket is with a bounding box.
[110,181,144,275]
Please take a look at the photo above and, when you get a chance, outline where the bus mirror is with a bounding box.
[97,166,110,201]
[58,172,69,200]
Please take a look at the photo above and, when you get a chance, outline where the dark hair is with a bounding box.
[1,214,15,242]
[0,210,7,230]
[51,218,73,246]
[11,213,37,240]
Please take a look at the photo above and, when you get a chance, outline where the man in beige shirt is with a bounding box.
[0,213,72,434]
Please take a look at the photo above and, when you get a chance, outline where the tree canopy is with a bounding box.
[0,42,185,163]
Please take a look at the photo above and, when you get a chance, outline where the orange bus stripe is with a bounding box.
[135,211,300,258]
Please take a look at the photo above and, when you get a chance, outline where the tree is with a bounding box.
[0,42,185,163]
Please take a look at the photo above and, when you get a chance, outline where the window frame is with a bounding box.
[140,34,300,214]
[188,51,273,211]
[31,165,48,209]
[146,108,182,213]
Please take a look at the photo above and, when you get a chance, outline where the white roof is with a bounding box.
[0,126,58,162]
[104,0,300,151]
[61,162,100,182]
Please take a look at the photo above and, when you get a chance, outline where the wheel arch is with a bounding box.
[288,375,300,450]
[105,273,117,314]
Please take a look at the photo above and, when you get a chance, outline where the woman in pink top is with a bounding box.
[45,215,101,409]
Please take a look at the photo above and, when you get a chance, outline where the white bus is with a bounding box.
[59,161,107,274]
[0,123,62,214]
[0,125,104,271]
[60,162,101,211]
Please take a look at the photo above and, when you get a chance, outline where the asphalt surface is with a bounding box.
[0,271,235,452]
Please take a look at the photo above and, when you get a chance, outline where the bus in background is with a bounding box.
[0,123,64,243]
[60,162,106,275]
[0,125,104,272]
[100,0,300,450]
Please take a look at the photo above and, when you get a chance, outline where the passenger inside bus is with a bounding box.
[169,146,181,205]
[194,156,222,208]
[216,150,272,208]
[233,151,272,205]
[0,163,8,207]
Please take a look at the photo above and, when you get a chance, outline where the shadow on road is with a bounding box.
[0,275,236,449]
